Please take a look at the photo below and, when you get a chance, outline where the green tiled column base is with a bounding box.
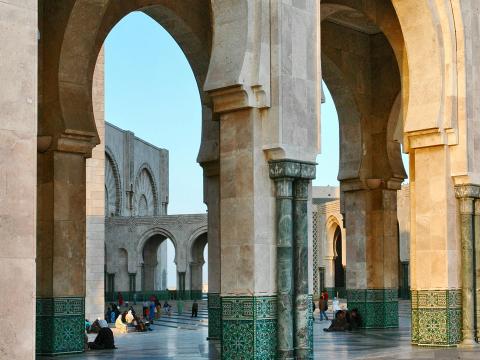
[347,289,398,328]
[208,293,221,340]
[221,296,277,359]
[36,297,85,355]
[411,289,461,346]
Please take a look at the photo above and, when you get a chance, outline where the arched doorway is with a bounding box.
[189,231,208,295]
[333,226,345,294]
[142,235,171,292]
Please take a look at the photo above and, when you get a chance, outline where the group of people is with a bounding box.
[315,289,363,332]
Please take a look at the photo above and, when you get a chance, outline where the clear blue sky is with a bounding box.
[105,12,407,288]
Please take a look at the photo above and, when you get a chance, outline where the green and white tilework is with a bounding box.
[221,296,277,359]
[347,288,399,328]
[411,289,461,346]
[36,297,85,355]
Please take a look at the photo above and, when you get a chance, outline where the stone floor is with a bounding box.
[40,301,480,359]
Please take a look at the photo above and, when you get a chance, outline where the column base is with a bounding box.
[36,297,85,355]
[411,290,461,346]
[459,339,478,347]
[221,296,277,359]
[347,289,398,328]
[208,293,221,340]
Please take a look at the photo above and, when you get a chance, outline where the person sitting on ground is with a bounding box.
[88,320,116,350]
[126,309,135,324]
[323,310,349,332]
[88,319,102,334]
[348,308,362,330]
[115,311,128,333]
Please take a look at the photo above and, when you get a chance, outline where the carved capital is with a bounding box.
[268,159,316,180]
[454,184,480,199]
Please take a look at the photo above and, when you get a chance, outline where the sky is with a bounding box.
[105,12,407,288]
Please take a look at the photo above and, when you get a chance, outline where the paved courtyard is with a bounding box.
[39,302,479,359]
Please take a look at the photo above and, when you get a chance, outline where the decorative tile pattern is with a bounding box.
[221,296,277,359]
[36,297,85,355]
[411,289,461,346]
[347,289,398,329]
[208,293,221,340]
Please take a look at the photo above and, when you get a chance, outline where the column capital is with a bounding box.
[268,159,316,180]
[454,184,480,199]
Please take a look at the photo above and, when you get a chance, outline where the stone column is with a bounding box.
[475,200,480,341]
[37,139,94,355]
[293,180,310,358]
[344,187,399,329]
[455,185,478,346]
[269,160,315,359]
[273,176,294,359]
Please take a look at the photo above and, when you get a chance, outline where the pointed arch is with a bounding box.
[134,163,159,216]
[105,146,122,216]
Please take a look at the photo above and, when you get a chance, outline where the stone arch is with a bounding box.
[134,163,159,216]
[188,226,208,262]
[325,215,343,259]
[137,227,178,267]
[54,0,220,165]
[137,227,178,291]
[105,146,122,216]
[188,226,208,292]
[321,56,363,181]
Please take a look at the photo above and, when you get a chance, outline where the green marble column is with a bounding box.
[269,159,315,359]
[273,177,294,359]
[455,185,478,346]
[475,200,480,341]
[293,179,309,359]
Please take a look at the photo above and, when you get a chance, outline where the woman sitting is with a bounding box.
[115,311,128,333]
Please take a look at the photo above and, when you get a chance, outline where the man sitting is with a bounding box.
[88,320,116,350]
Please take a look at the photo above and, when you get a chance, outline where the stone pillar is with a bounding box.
[344,187,399,329]
[0,1,38,358]
[410,146,461,347]
[475,200,480,341]
[202,166,221,340]
[37,140,93,355]
[272,177,294,359]
[269,160,315,359]
[455,185,478,346]
[293,180,310,358]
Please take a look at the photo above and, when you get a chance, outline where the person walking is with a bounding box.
[319,294,329,321]
[191,300,198,318]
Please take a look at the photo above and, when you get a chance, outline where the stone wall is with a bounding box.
[0,1,37,358]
